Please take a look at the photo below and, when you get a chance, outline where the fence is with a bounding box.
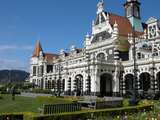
[96,100,122,109]
[43,103,81,114]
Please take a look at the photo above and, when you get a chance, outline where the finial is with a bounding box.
[60,49,65,55]
[97,0,104,14]
[114,21,118,27]
[106,12,109,22]
[113,21,119,37]
[92,20,95,26]
[70,45,76,51]
[86,32,90,38]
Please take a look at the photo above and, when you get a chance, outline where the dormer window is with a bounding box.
[149,25,157,38]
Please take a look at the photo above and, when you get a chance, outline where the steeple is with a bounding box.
[32,40,43,57]
[124,0,143,32]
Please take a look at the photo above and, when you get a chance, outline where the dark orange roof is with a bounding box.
[107,12,133,37]
[107,12,145,37]
[44,53,59,63]
[32,41,43,57]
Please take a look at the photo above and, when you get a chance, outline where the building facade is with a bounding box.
[29,0,160,97]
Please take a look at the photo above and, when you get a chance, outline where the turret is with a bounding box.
[124,0,143,32]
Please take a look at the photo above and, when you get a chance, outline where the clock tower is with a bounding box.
[124,0,143,32]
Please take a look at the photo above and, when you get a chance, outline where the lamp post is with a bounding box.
[130,27,138,105]
[150,38,157,95]
[119,59,124,97]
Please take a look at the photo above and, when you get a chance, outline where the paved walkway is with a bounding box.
[19,92,52,98]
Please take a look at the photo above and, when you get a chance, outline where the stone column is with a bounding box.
[64,77,68,92]
[43,78,45,89]
[136,75,140,92]
[113,61,120,96]
[122,75,126,95]
[155,72,159,92]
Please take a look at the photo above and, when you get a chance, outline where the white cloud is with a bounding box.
[22,45,33,50]
[0,44,33,71]
[0,45,33,51]
[0,59,29,71]
[0,45,17,51]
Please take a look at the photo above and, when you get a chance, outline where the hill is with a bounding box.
[0,70,29,84]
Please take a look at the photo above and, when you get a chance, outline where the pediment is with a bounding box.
[146,17,157,24]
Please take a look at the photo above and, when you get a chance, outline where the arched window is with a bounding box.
[127,6,132,17]
[153,48,159,56]
[134,6,139,18]
[97,53,105,61]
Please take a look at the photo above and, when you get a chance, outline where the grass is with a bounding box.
[0,94,72,113]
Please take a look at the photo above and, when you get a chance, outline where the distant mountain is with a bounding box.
[0,70,29,84]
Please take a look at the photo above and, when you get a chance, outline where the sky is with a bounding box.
[0,0,159,71]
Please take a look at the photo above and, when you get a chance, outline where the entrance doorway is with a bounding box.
[100,73,112,97]
[125,74,134,95]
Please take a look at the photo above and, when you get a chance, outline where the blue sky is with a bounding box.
[0,0,159,71]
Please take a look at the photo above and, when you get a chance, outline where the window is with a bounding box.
[153,48,158,56]
[127,6,132,17]
[134,6,139,18]
[137,53,141,59]
[141,54,145,59]
[109,49,112,54]
[39,65,44,76]
[149,25,157,38]
[97,53,105,61]
[33,66,36,76]
[47,65,53,73]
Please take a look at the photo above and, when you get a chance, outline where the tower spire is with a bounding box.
[32,40,43,57]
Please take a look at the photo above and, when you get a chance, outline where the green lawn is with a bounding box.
[0,94,72,113]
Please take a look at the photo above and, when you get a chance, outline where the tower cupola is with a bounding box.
[124,0,143,32]
[124,0,141,19]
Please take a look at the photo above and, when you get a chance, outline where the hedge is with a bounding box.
[0,112,36,120]
[0,104,153,120]
[32,104,153,120]
[30,89,52,94]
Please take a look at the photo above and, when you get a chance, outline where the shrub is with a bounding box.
[0,94,2,99]
[31,89,52,94]
[138,99,152,106]
[0,104,154,120]
[0,112,36,120]
[123,99,129,107]
[0,113,23,120]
